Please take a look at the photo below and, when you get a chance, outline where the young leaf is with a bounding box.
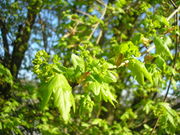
[39,79,56,110]
[39,74,75,122]
[155,55,166,70]
[87,81,117,106]
[71,54,85,71]
[103,71,118,83]
[79,95,94,117]
[53,74,75,122]
[100,83,117,107]
[136,72,144,85]
[54,88,74,122]
[154,37,173,59]
[88,81,101,95]
[128,59,152,85]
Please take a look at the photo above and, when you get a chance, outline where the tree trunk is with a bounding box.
[0,0,42,97]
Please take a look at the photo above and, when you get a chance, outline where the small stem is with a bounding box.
[96,30,103,44]
[169,0,177,9]
[87,1,107,41]
[167,6,180,21]
[76,10,92,17]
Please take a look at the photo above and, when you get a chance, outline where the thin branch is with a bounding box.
[141,43,154,55]
[62,22,79,39]
[96,30,103,44]
[95,0,107,7]
[87,1,107,41]
[0,19,10,60]
[169,0,177,9]
[76,10,92,17]
[167,6,180,21]
[39,15,48,52]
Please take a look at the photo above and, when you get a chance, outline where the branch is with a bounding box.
[95,0,107,7]
[169,0,177,9]
[0,19,10,60]
[39,15,48,52]
[167,6,180,21]
[87,1,107,41]
[76,10,92,17]
[62,22,79,39]
[11,1,42,77]
[96,30,103,44]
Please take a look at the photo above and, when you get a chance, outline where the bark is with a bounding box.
[10,1,42,78]
[0,19,10,64]
[0,1,42,97]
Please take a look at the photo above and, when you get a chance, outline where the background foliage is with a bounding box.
[0,0,179,134]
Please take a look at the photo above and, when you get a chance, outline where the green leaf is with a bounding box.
[143,100,154,114]
[120,109,137,121]
[87,81,117,106]
[128,59,152,85]
[88,81,101,95]
[164,36,172,47]
[0,64,13,86]
[154,37,173,59]
[167,113,176,128]
[155,55,166,70]
[40,74,75,122]
[54,87,74,122]
[71,54,85,71]
[100,83,117,107]
[159,102,175,117]
[118,41,140,57]
[103,71,118,83]
[53,74,75,122]
[79,95,94,117]
[158,102,177,128]
[39,81,54,110]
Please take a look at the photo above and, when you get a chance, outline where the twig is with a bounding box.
[167,6,180,21]
[76,10,92,17]
[87,1,107,41]
[95,0,107,7]
[141,44,155,55]
[169,0,177,9]
[96,30,103,44]
[62,22,79,38]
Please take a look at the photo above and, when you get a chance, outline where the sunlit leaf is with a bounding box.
[103,71,118,83]
[154,37,173,59]
[79,95,94,117]
[155,55,166,70]
[71,54,85,71]
[100,83,117,107]
[128,59,152,85]
[88,81,101,95]
[39,74,75,122]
